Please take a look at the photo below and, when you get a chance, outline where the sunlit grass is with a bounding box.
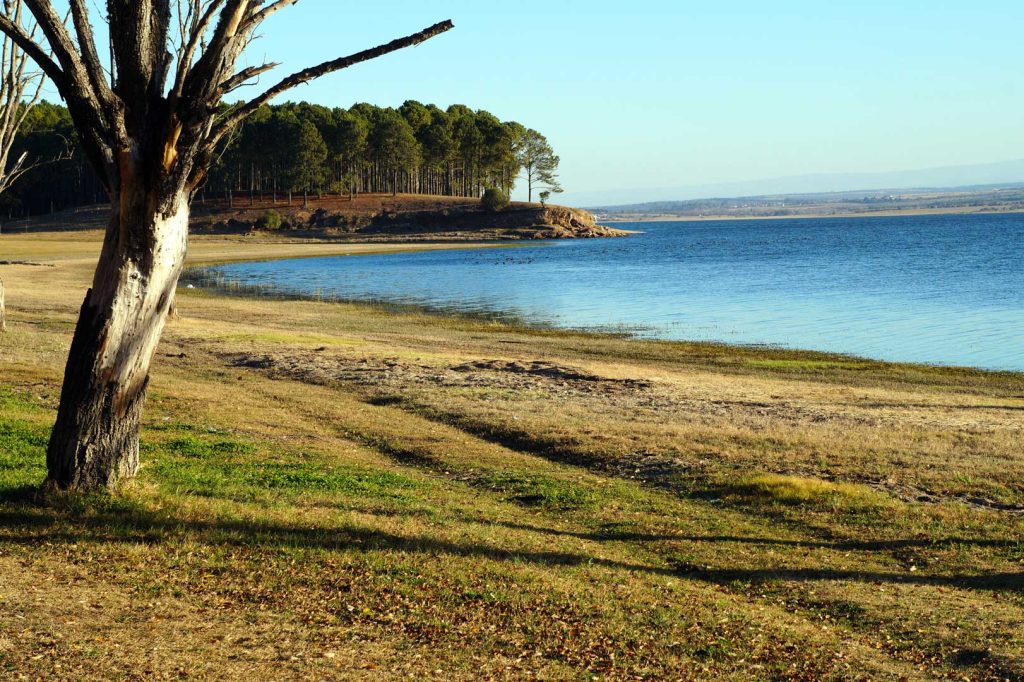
[722,473,890,510]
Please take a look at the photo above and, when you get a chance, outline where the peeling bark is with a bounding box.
[46,197,188,490]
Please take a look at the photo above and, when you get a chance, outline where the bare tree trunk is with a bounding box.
[0,277,6,332]
[0,0,451,493]
[46,192,189,491]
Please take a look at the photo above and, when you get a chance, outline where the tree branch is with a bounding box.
[0,11,63,88]
[0,140,73,195]
[213,20,453,137]
[246,0,298,27]
[219,61,277,94]
[171,0,226,98]
[106,0,174,106]
[176,0,250,106]
[22,0,83,78]
[68,0,117,115]
[19,0,121,156]
[11,58,46,137]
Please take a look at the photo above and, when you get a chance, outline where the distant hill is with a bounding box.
[591,185,1024,221]
[567,159,1024,207]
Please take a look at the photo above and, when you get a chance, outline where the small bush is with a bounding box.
[481,188,510,212]
[257,209,283,231]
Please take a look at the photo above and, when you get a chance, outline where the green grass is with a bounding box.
[480,473,600,511]
[163,434,258,458]
[0,420,49,492]
[0,389,50,494]
[145,431,423,505]
[721,473,890,511]
[0,396,422,510]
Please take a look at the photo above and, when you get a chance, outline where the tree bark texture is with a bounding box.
[46,187,189,490]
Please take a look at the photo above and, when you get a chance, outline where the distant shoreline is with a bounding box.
[600,205,1024,223]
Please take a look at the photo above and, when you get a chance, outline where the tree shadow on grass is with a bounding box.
[0,503,1021,593]
[0,485,44,505]
[478,520,1023,553]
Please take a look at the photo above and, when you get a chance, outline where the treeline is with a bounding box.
[1,102,105,217]
[1,100,560,217]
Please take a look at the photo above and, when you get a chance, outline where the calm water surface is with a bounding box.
[207,213,1024,371]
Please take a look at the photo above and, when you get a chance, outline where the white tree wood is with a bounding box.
[0,1,452,491]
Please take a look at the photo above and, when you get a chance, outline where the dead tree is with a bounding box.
[0,1,452,491]
[0,0,47,197]
[0,0,72,236]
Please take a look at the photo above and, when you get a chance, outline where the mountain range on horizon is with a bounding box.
[566,158,1024,209]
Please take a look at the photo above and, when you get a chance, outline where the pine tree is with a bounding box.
[516,129,563,202]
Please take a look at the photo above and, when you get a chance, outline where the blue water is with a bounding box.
[206,213,1024,371]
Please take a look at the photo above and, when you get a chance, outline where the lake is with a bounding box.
[204,212,1024,372]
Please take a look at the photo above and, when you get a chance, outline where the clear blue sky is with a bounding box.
[64,1,1024,202]
[246,1,1022,203]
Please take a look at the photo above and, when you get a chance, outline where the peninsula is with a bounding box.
[8,194,628,241]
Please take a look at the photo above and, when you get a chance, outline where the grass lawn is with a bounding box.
[1,231,1023,680]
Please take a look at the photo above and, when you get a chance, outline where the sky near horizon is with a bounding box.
[49,1,1024,203]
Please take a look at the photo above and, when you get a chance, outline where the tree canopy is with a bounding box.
[2,100,563,214]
